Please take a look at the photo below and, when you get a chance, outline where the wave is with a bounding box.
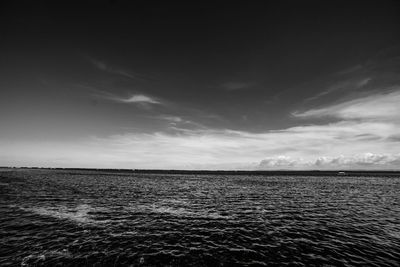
[21,249,72,266]
[19,204,102,224]
[133,203,232,219]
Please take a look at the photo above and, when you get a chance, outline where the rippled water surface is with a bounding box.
[1,169,399,266]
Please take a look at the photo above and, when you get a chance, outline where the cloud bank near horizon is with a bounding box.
[3,88,400,170]
[88,107,400,169]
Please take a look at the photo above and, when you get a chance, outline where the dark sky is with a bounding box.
[1,1,400,169]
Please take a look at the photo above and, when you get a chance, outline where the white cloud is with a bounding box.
[118,94,160,104]
[3,89,400,170]
[259,156,298,168]
[81,85,161,106]
[294,88,400,120]
[314,153,400,167]
[258,153,400,170]
[159,115,183,123]
[91,89,162,106]
[81,89,400,169]
[2,120,399,169]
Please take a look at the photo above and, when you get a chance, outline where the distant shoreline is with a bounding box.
[1,167,400,177]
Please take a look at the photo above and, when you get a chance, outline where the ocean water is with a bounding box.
[0,169,399,266]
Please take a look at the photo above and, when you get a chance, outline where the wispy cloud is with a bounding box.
[294,88,400,120]
[153,115,211,132]
[84,85,162,106]
[303,47,400,103]
[335,64,364,75]
[304,77,371,102]
[88,57,149,81]
[105,93,163,110]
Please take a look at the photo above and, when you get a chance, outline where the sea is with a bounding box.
[0,169,399,266]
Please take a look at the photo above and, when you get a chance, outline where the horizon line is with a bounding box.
[2,166,400,174]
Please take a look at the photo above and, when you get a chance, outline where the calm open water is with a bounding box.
[0,169,399,266]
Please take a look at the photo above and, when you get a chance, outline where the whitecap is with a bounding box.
[132,203,232,219]
[20,204,105,224]
[21,249,72,266]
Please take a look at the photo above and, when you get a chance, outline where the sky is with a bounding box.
[1,1,400,170]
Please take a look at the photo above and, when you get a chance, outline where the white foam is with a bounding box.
[22,204,97,224]
[133,203,231,219]
[21,249,72,266]
[151,206,189,216]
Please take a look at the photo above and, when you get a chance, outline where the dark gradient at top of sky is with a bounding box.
[1,1,400,169]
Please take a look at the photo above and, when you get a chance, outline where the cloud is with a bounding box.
[117,94,160,104]
[303,48,400,103]
[259,156,298,168]
[88,57,147,80]
[3,116,400,169]
[88,87,163,107]
[335,64,364,75]
[294,88,400,120]
[155,115,207,129]
[106,94,163,110]
[314,153,400,167]
[304,77,371,102]
[84,88,400,169]
[221,82,254,91]
[258,153,400,170]
[159,115,183,123]
[3,88,400,170]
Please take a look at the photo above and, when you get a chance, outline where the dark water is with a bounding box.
[0,169,399,266]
